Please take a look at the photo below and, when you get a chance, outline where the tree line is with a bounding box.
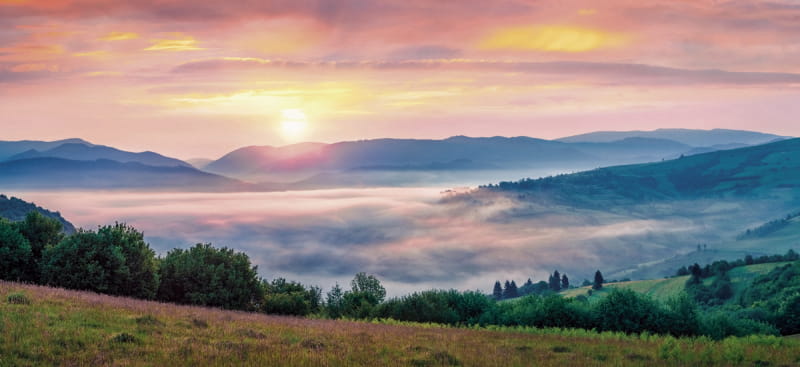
[492,270,605,300]
[1,213,798,339]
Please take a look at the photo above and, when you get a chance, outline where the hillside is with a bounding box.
[0,194,76,233]
[0,158,247,191]
[7,142,190,168]
[561,261,792,303]
[2,281,798,366]
[485,137,800,206]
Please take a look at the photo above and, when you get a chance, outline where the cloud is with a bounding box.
[478,25,628,52]
[172,57,800,86]
[144,35,202,52]
[99,31,138,41]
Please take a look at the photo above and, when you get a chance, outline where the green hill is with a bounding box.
[0,194,75,233]
[561,261,791,303]
[3,281,800,367]
[486,137,800,206]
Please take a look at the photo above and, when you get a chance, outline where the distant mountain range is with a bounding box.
[484,137,800,206]
[0,158,246,190]
[0,129,791,190]
[556,128,787,146]
[0,194,75,233]
[200,129,790,185]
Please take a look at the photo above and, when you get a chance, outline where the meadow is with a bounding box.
[3,281,800,366]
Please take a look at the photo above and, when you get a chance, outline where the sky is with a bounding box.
[2,0,800,159]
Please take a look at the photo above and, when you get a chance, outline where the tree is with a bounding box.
[326,283,345,318]
[550,270,561,291]
[157,243,263,310]
[14,211,63,265]
[97,223,159,299]
[40,230,129,294]
[506,280,518,299]
[593,270,604,290]
[777,293,800,335]
[492,281,503,300]
[261,278,321,316]
[561,274,570,290]
[0,219,34,281]
[351,272,386,303]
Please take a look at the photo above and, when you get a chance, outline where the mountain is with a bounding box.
[0,158,247,190]
[204,136,713,183]
[557,128,788,146]
[7,142,190,168]
[0,138,92,161]
[0,194,76,233]
[486,137,800,206]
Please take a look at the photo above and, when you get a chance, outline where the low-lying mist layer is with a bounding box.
[11,189,787,295]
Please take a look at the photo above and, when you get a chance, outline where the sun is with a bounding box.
[279,109,309,141]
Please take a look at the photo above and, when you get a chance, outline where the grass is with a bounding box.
[3,281,800,366]
[561,262,791,303]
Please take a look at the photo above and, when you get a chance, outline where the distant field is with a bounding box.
[3,281,800,366]
[561,262,791,303]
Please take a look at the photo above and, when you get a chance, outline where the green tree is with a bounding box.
[326,283,345,318]
[561,274,569,290]
[351,272,386,303]
[593,270,604,290]
[97,223,159,299]
[0,219,34,281]
[777,293,800,335]
[261,278,322,316]
[492,281,503,300]
[40,230,129,294]
[14,211,63,265]
[157,243,263,310]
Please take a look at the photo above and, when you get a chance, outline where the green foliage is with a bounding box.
[350,272,386,303]
[374,290,491,325]
[777,293,800,335]
[593,289,666,334]
[97,223,159,299]
[593,270,604,290]
[6,292,31,305]
[156,243,263,310]
[13,211,63,263]
[0,219,34,281]
[39,224,159,299]
[325,283,345,318]
[40,230,129,294]
[261,278,321,316]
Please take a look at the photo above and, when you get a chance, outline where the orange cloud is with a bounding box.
[73,50,108,57]
[478,25,628,52]
[10,63,59,72]
[144,35,202,51]
[100,31,139,41]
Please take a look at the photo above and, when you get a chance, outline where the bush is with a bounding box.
[6,292,31,305]
[96,223,159,299]
[157,243,263,310]
[0,219,34,282]
[40,230,129,294]
[261,278,321,316]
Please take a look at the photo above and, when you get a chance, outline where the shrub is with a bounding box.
[40,230,129,294]
[6,292,31,305]
[157,243,263,310]
[0,219,34,282]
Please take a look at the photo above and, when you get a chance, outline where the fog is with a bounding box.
[11,188,734,297]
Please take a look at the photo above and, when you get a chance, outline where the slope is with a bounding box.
[8,142,190,168]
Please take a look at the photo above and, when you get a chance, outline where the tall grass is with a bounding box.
[2,280,799,366]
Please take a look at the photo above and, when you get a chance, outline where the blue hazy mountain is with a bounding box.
[0,194,76,233]
[0,138,92,161]
[0,158,246,190]
[7,142,189,168]
[556,128,787,146]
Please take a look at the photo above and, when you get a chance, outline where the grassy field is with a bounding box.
[3,281,800,366]
[561,262,791,303]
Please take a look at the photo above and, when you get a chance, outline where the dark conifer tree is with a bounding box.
[493,281,503,300]
[507,280,518,298]
[593,270,604,290]
[550,270,561,291]
[502,280,512,299]
[561,274,569,290]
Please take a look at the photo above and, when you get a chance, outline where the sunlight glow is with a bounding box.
[479,25,626,52]
[280,109,309,141]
